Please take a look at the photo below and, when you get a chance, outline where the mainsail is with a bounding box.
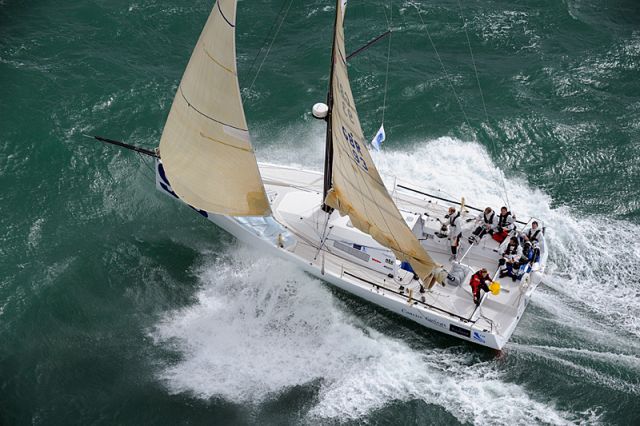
[324,1,439,281]
[159,0,270,216]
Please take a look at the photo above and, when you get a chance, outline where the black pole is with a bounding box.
[396,184,528,226]
[346,30,391,61]
[321,0,341,213]
[84,135,159,158]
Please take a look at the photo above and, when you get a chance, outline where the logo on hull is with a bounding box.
[472,331,486,343]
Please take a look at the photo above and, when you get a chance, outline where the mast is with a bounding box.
[321,0,439,283]
[321,0,341,213]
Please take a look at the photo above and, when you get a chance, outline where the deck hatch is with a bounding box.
[333,241,370,262]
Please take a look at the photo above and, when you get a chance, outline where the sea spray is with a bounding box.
[261,126,640,340]
[372,138,640,337]
[152,244,575,424]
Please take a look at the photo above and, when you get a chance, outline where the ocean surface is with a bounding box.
[1,0,639,424]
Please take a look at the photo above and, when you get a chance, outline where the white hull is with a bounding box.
[156,161,547,350]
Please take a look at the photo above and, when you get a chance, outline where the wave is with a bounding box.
[370,137,640,341]
[152,130,638,422]
[152,245,577,424]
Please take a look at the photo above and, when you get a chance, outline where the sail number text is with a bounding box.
[342,126,368,172]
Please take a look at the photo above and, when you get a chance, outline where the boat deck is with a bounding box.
[259,163,536,338]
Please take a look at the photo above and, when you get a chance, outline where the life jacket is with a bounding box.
[469,271,488,295]
[532,246,541,263]
[449,211,460,227]
[527,228,541,242]
[498,211,512,228]
[504,242,519,256]
[483,211,495,224]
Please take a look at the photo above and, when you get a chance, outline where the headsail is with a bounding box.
[324,1,439,281]
[159,0,271,216]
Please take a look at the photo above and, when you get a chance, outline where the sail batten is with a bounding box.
[177,88,247,132]
[159,0,270,216]
[325,0,438,281]
[216,0,235,27]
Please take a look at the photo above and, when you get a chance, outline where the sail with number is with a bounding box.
[324,0,439,281]
[159,0,271,216]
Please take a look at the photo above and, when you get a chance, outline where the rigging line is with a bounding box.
[136,151,157,186]
[413,2,510,209]
[247,0,295,93]
[455,1,488,124]
[246,0,289,79]
[313,212,332,260]
[456,0,511,210]
[363,0,375,84]
[381,0,392,124]
[381,0,390,27]
[412,3,473,129]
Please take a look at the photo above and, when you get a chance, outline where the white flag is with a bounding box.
[370,124,385,151]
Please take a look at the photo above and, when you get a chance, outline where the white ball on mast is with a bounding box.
[312,102,328,119]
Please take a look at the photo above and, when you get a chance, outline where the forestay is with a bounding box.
[324,0,439,281]
[159,0,270,216]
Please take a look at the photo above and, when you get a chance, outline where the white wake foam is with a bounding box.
[369,137,640,341]
[152,245,574,424]
[259,127,640,340]
[153,130,638,422]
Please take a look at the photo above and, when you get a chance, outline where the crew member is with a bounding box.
[469,268,492,305]
[523,221,542,243]
[516,241,541,279]
[494,206,515,243]
[499,236,522,279]
[445,207,462,261]
[469,207,496,244]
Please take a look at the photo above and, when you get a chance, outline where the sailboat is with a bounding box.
[98,0,548,350]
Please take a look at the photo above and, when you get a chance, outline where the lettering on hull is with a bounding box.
[449,324,471,338]
[401,308,447,329]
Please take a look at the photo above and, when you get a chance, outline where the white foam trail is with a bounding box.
[515,342,640,386]
[260,125,640,335]
[27,217,44,250]
[369,137,640,341]
[153,245,576,424]
[518,289,639,354]
[154,129,637,421]
[255,117,325,171]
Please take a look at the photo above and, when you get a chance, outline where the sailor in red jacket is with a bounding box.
[469,268,491,305]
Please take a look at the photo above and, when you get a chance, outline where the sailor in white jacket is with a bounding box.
[469,207,497,244]
[496,206,515,232]
[445,207,462,261]
[523,221,542,243]
[499,236,522,278]
[493,206,516,243]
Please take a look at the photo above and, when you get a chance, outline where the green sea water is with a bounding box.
[1,0,639,424]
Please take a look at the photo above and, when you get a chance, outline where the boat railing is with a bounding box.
[383,172,533,226]
[458,241,476,264]
[341,269,475,324]
[469,268,501,323]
